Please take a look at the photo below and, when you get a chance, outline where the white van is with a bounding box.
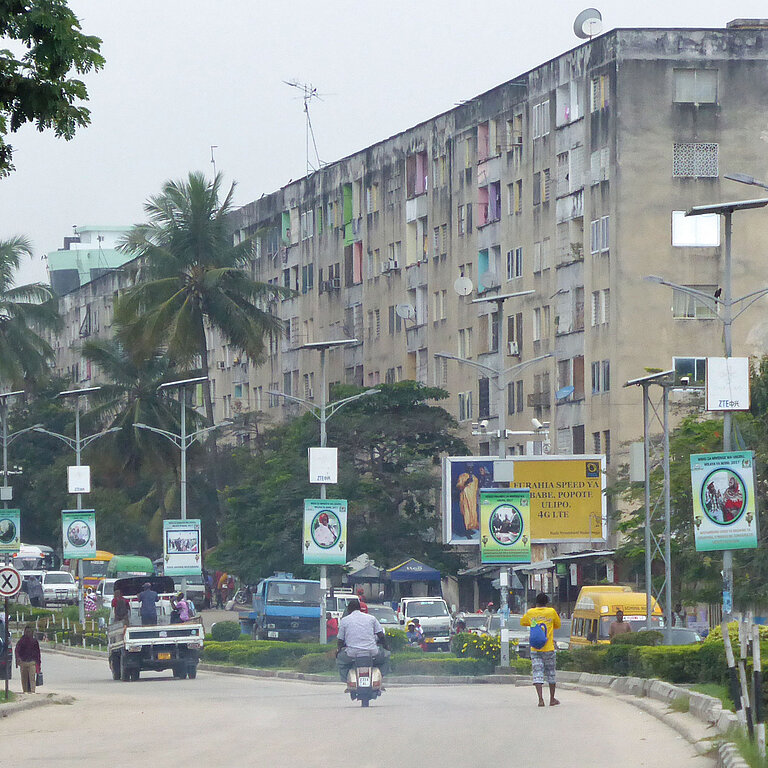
[397,597,452,651]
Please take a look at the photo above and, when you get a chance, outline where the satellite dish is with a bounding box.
[555,385,575,401]
[454,276,473,297]
[573,8,603,39]
[395,303,416,321]
[479,270,499,289]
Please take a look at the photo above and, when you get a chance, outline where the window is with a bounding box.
[542,169,551,203]
[466,203,473,233]
[533,172,541,206]
[672,211,720,247]
[602,360,610,392]
[440,224,448,257]
[458,205,466,236]
[674,69,717,104]
[507,381,516,415]
[590,147,609,184]
[365,184,379,214]
[674,356,706,385]
[508,312,523,350]
[509,180,522,214]
[572,424,585,454]
[406,151,428,198]
[591,360,610,393]
[603,430,611,464]
[458,327,473,358]
[478,378,490,418]
[433,226,440,256]
[590,216,609,254]
[672,285,718,319]
[300,209,314,240]
[590,289,609,326]
[432,290,447,322]
[516,380,524,413]
[574,287,585,331]
[593,431,601,454]
[458,391,473,421]
[673,143,718,178]
[507,247,523,280]
[590,74,609,112]
[532,100,550,138]
[533,307,541,341]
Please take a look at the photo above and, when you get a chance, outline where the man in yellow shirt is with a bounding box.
[521,593,561,707]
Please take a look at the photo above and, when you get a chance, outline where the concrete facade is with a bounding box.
[45,22,768,472]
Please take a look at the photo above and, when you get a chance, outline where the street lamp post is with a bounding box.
[34,387,121,622]
[435,343,551,667]
[645,194,768,626]
[134,376,231,594]
[268,338,379,644]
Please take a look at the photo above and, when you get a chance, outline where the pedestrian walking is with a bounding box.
[521,593,561,707]
[15,625,41,694]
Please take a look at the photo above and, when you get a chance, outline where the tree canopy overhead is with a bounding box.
[0,0,104,176]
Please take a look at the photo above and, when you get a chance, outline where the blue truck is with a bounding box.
[239,573,322,641]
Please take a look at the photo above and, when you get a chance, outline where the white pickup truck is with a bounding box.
[107,576,204,681]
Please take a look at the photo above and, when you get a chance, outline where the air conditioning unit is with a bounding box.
[388,259,399,271]
[508,341,520,356]
[329,277,341,289]
[381,262,391,274]
[217,361,226,370]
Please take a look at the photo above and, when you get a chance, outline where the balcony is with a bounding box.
[405,322,427,354]
[556,190,584,223]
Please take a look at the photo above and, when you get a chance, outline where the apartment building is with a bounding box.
[48,22,768,470]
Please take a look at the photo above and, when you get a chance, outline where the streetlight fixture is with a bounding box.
[724,173,768,191]
[134,376,231,593]
[267,338,379,644]
[645,196,768,626]
[34,386,121,621]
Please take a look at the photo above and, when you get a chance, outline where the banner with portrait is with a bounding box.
[62,510,96,559]
[479,489,531,564]
[690,451,758,551]
[303,499,347,565]
[0,509,20,554]
[163,518,202,576]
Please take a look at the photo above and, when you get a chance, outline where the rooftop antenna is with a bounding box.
[573,8,603,40]
[210,145,218,178]
[284,79,325,176]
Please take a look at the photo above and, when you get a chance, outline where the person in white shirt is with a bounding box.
[336,599,390,682]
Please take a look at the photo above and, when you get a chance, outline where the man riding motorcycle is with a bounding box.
[335,598,390,683]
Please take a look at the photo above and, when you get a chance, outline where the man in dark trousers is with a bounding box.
[15,625,41,693]
[137,582,159,626]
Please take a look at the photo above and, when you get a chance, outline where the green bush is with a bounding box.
[7,603,54,621]
[633,646,701,683]
[202,640,328,668]
[211,621,243,642]
[295,651,336,673]
[451,632,501,665]
[610,631,662,646]
[384,628,408,651]
[391,654,492,676]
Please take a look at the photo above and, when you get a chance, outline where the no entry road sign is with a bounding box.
[0,565,21,598]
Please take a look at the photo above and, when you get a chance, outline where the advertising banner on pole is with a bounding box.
[303,499,347,565]
[61,510,96,559]
[479,488,531,564]
[308,447,338,484]
[163,519,202,576]
[0,509,20,554]
[706,357,750,412]
[443,455,606,545]
[690,451,758,551]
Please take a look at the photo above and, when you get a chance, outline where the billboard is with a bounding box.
[690,451,758,551]
[443,455,606,545]
[0,509,20,554]
[303,499,347,565]
[62,510,96,559]
[163,519,202,576]
[706,357,750,412]
[479,488,531,564]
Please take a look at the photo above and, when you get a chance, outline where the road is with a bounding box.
[2,651,714,768]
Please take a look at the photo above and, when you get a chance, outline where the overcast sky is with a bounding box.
[1,1,766,286]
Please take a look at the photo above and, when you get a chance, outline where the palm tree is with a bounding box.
[116,171,289,424]
[0,236,61,387]
[79,337,193,477]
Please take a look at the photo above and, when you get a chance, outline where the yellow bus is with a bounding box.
[569,586,663,647]
[70,550,114,593]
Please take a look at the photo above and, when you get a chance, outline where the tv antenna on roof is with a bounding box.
[573,8,603,40]
[284,79,326,176]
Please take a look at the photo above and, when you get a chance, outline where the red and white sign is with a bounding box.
[0,566,21,598]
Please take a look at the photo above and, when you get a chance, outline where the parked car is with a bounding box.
[452,613,487,635]
[366,604,399,627]
[95,578,118,609]
[637,626,703,645]
[41,571,77,606]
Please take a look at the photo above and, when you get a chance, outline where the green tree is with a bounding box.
[116,171,289,425]
[213,381,467,582]
[0,1,104,175]
[0,236,61,387]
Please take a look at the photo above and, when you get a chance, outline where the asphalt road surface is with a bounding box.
[2,652,714,768]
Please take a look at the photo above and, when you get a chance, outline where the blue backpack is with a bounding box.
[530,621,548,650]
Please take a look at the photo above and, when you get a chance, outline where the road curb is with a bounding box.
[716,742,750,768]
[0,692,74,718]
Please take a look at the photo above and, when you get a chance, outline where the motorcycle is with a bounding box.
[346,653,383,707]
